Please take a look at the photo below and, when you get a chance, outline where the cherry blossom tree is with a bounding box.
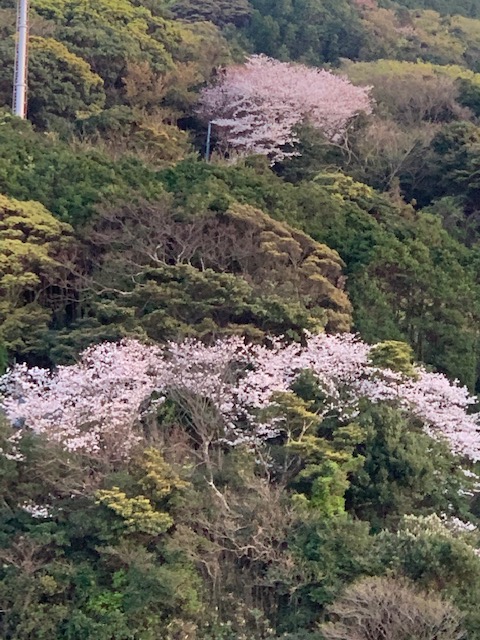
[1,334,479,461]
[197,55,373,163]
[0,340,167,460]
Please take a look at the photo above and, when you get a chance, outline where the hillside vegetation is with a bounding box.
[1,0,480,638]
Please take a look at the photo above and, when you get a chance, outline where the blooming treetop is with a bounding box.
[197,54,373,162]
[0,340,167,457]
[1,334,479,461]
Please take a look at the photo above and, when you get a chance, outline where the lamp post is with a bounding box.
[12,0,29,119]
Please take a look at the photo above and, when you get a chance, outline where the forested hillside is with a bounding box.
[1,0,480,638]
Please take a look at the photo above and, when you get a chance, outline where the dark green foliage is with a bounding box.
[170,0,253,27]
[28,0,176,93]
[416,121,480,238]
[0,112,164,225]
[56,264,331,354]
[241,0,365,65]
[346,405,473,530]
[0,341,7,374]
[348,213,480,389]
[382,0,480,18]
[26,195,350,366]
[0,36,106,128]
[286,515,376,629]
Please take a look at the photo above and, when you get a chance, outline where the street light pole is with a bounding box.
[12,0,29,119]
[205,121,212,162]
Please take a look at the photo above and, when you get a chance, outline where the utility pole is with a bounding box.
[205,121,212,162]
[12,0,29,119]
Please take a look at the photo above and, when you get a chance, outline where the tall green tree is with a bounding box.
[0,193,75,364]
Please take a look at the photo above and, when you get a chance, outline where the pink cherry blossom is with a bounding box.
[1,334,479,461]
[198,55,373,163]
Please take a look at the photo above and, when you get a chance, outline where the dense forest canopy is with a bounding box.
[1,0,480,638]
[381,0,480,18]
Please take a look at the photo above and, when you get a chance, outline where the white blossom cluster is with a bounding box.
[0,340,168,458]
[21,502,52,519]
[445,516,478,534]
[1,334,479,461]
[198,54,373,163]
[401,514,480,557]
